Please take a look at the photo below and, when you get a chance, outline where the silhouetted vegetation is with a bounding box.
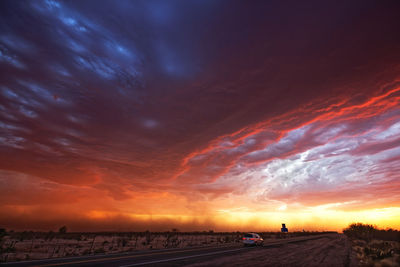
[58,226,67,235]
[343,223,399,242]
[0,229,6,237]
[344,223,400,266]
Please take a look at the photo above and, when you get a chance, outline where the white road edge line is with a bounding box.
[119,247,248,267]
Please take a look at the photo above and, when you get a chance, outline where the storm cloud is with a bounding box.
[1,0,400,231]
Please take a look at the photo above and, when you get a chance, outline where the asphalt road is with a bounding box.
[0,234,335,267]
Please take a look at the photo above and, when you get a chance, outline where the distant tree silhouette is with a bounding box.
[343,223,399,242]
[343,223,376,241]
[0,228,6,244]
[58,226,67,234]
[0,228,6,236]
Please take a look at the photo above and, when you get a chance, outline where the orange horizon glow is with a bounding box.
[2,204,400,232]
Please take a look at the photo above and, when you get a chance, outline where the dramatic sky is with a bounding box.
[1,0,400,232]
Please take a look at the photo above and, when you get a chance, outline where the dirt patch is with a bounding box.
[186,234,358,267]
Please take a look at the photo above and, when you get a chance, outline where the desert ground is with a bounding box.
[1,229,399,266]
[0,231,329,263]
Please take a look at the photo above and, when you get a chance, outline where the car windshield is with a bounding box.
[244,234,253,237]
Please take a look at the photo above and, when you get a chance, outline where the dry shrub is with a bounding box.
[343,223,400,242]
[344,223,400,266]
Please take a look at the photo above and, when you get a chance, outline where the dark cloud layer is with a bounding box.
[1,0,400,230]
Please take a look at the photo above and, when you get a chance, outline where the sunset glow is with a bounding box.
[1,0,400,232]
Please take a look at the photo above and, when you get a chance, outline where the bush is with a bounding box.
[343,223,400,242]
[344,223,400,266]
[343,223,376,241]
[58,226,67,234]
[0,228,6,237]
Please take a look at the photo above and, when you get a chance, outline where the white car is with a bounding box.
[242,233,263,246]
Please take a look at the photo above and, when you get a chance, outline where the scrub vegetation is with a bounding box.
[343,223,400,266]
